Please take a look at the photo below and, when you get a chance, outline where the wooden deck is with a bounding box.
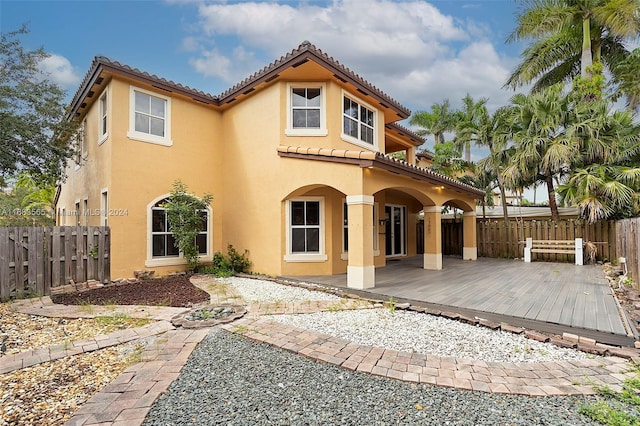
[289,257,636,346]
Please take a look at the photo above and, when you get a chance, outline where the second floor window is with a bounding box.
[135,91,166,137]
[286,83,327,136]
[99,92,108,142]
[292,88,321,129]
[128,86,172,146]
[343,95,375,146]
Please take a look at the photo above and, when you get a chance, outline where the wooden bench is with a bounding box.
[523,237,583,265]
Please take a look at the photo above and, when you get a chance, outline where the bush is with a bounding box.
[200,245,251,277]
[227,244,251,273]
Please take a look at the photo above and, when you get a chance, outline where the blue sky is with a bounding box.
[2,0,528,156]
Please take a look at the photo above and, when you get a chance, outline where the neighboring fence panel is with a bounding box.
[431,218,616,262]
[0,226,110,301]
[616,218,640,286]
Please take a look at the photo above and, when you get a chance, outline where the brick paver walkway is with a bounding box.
[2,275,639,426]
[221,317,635,396]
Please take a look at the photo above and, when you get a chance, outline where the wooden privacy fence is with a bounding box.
[435,218,616,262]
[616,218,640,286]
[0,226,110,301]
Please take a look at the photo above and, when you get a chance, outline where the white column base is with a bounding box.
[347,265,375,289]
[423,253,442,270]
[462,247,477,260]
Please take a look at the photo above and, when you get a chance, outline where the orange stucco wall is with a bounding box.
[57,71,478,280]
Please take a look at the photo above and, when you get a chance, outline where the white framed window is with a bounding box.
[127,86,172,146]
[74,201,81,226]
[74,120,87,168]
[98,91,108,143]
[284,197,327,262]
[285,83,327,136]
[146,195,211,267]
[83,198,88,226]
[341,91,377,150]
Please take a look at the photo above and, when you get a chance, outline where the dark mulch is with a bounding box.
[51,275,211,308]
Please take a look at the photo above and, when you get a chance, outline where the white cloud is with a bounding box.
[38,54,80,88]
[185,0,521,115]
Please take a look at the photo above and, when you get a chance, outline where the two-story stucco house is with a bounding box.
[56,41,483,290]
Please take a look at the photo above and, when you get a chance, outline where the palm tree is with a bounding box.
[506,0,640,91]
[505,84,578,221]
[455,94,488,162]
[460,106,515,224]
[410,99,456,145]
[557,104,640,221]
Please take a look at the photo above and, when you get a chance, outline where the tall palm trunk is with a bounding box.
[581,17,593,78]
[464,142,471,162]
[545,175,560,221]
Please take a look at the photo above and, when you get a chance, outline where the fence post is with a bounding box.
[524,237,532,263]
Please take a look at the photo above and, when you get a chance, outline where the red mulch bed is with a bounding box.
[51,275,210,308]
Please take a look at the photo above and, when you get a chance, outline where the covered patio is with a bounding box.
[290,257,636,346]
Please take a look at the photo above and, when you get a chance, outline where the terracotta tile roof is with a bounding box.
[70,42,411,119]
[218,41,411,117]
[277,145,485,198]
[69,56,217,114]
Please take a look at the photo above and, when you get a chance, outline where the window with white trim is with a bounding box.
[74,120,87,167]
[127,86,172,146]
[151,199,208,258]
[291,200,320,253]
[285,83,327,136]
[342,94,376,147]
[285,197,327,262]
[99,91,108,142]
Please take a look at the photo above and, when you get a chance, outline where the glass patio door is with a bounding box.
[385,205,406,257]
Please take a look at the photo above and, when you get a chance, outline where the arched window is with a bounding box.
[147,197,210,265]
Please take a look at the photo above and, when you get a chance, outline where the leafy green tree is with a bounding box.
[505,84,577,221]
[163,181,213,272]
[454,94,488,162]
[430,141,466,177]
[0,26,77,185]
[506,0,640,94]
[459,105,515,225]
[409,99,456,145]
[610,47,640,110]
[0,173,55,226]
[557,103,640,222]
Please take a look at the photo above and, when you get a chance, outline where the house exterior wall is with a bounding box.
[57,51,480,282]
[57,84,113,227]
[58,77,224,279]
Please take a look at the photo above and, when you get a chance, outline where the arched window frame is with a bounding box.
[145,194,212,267]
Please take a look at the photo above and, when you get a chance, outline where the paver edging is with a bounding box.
[221,316,636,396]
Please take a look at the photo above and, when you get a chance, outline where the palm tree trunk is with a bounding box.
[581,18,593,78]
[545,175,560,222]
[464,142,471,162]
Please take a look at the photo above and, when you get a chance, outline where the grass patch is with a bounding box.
[580,368,640,425]
[93,313,151,329]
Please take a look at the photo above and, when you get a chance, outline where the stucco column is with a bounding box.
[346,195,375,289]
[423,206,442,270]
[462,210,478,260]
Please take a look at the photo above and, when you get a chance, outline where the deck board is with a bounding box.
[290,256,633,345]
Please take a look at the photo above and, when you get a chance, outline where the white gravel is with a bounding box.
[223,277,597,364]
[220,276,341,303]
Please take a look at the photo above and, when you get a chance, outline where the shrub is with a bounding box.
[200,245,250,277]
[226,244,251,273]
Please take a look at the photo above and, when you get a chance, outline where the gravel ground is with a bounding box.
[218,276,341,303]
[144,329,599,426]
[270,310,595,363]
[225,277,595,363]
